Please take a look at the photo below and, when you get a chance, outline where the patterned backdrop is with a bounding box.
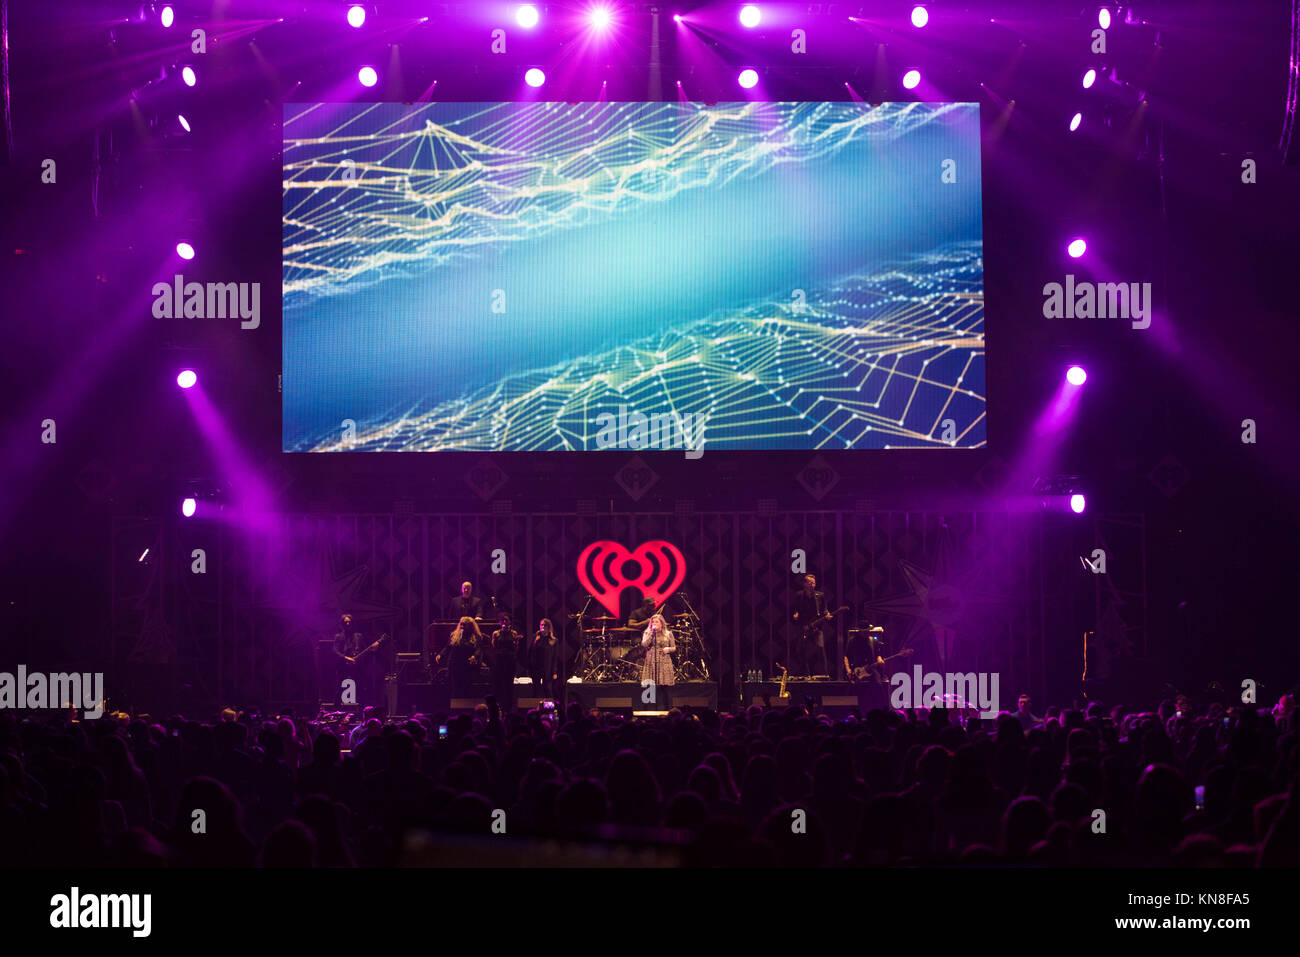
[114,510,1059,710]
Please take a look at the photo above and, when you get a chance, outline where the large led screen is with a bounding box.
[283,101,984,452]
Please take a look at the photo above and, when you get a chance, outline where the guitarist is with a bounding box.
[333,612,382,707]
[791,574,831,677]
[844,628,883,683]
[846,628,911,711]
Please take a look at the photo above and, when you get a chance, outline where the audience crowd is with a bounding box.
[1,693,1296,867]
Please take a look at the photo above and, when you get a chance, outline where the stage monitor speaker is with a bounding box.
[394,683,443,716]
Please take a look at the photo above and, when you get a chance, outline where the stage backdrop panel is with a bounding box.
[110,509,1082,712]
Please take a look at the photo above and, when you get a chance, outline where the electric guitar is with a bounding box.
[850,648,914,683]
[799,605,850,639]
[345,633,390,664]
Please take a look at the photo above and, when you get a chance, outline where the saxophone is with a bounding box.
[777,662,790,699]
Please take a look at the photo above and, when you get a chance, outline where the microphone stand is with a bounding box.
[569,596,593,686]
[675,591,701,623]
[676,591,707,676]
[653,624,662,692]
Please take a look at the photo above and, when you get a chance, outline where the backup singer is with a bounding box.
[529,618,559,698]
[640,613,676,686]
[438,617,482,697]
[490,613,520,709]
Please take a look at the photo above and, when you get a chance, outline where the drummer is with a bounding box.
[628,594,682,629]
[627,596,658,629]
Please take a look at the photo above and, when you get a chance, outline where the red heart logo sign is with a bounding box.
[576,540,687,617]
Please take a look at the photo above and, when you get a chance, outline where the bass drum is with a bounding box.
[612,628,645,662]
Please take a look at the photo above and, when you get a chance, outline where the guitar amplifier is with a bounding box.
[394,652,426,679]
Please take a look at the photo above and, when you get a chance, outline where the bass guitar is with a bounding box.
[851,647,914,683]
[799,605,850,639]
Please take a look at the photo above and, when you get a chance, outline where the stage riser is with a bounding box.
[387,682,717,716]
[564,682,717,714]
[742,681,877,717]
[391,683,868,716]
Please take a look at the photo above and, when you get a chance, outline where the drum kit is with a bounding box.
[574,611,711,682]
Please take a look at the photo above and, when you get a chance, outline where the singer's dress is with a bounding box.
[640,629,676,685]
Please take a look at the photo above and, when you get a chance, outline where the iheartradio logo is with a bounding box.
[576,540,686,617]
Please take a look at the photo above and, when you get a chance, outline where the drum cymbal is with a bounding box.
[587,615,618,621]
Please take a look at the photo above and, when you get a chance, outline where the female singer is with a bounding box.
[529,618,559,698]
[640,613,676,686]
[438,616,482,697]
[490,612,520,710]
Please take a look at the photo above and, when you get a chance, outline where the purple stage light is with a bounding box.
[358,66,378,87]
[347,5,365,28]
[1069,494,1086,514]
[516,4,539,28]
[177,370,197,390]
[911,6,929,28]
[739,5,761,28]
[1069,111,1082,131]
[1066,366,1087,386]
[590,6,612,30]
[1098,8,1111,29]
[902,69,921,90]
[161,5,174,28]
[1082,68,1096,88]
[525,68,546,87]
[673,13,682,23]
[176,241,195,260]
[181,66,196,86]
[1067,238,1087,258]
[181,497,197,518]
[178,114,190,132]
[738,69,758,89]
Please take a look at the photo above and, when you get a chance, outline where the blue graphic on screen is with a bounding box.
[283,101,984,451]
